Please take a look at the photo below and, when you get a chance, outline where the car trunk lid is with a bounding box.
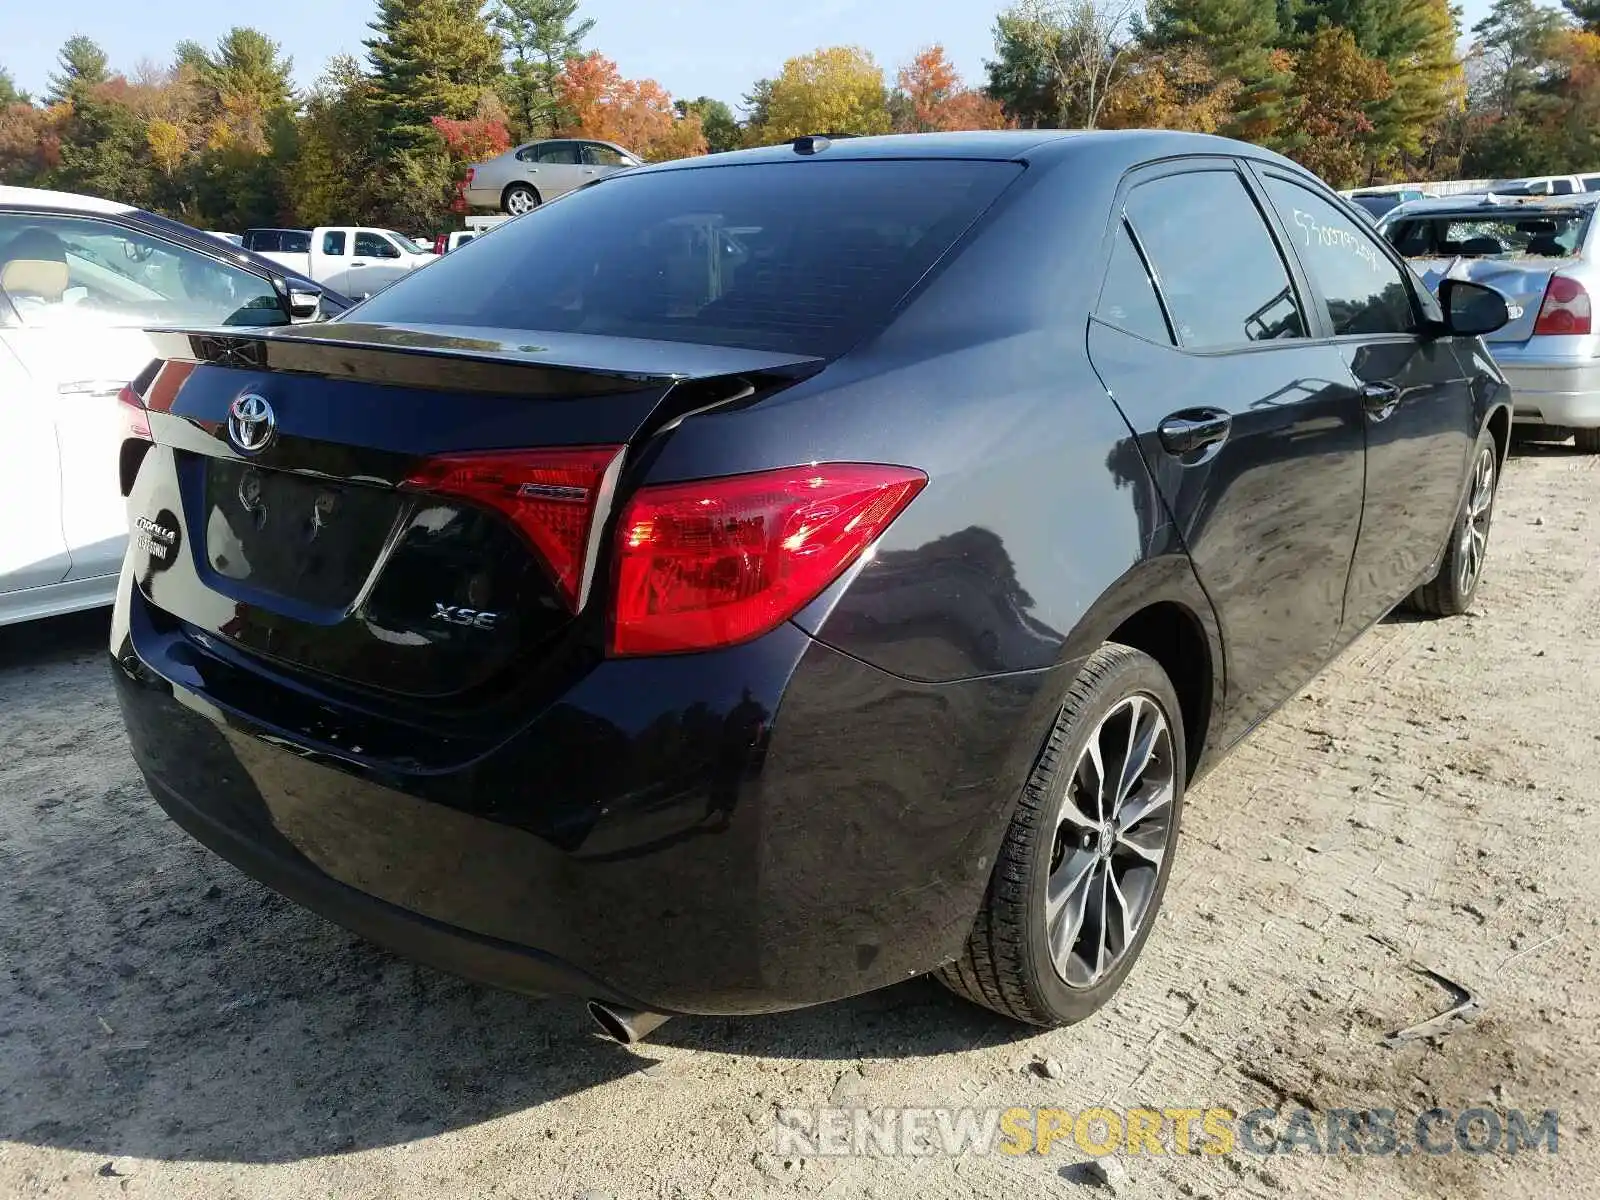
[1407,255,1576,343]
[130,321,821,700]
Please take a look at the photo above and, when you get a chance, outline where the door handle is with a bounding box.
[1361,381,1401,417]
[1158,409,1233,457]
[58,380,126,398]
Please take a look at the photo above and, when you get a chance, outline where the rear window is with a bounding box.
[351,159,1022,356]
[1384,211,1592,259]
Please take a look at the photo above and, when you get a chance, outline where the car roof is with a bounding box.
[632,129,1310,175]
[1386,192,1600,219]
[0,184,135,216]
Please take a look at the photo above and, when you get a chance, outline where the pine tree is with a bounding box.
[1136,0,1293,136]
[46,35,111,105]
[0,67,28,107]
[1564,0,1600,31]
[493,0,593,137]
[366,0,504,151]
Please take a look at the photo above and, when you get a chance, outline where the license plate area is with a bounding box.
[202,456,402,610]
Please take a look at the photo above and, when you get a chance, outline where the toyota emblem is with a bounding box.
[227,392,276,454]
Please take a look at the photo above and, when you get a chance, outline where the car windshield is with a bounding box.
[351,159,1023,357]
[1382,210,1592,259]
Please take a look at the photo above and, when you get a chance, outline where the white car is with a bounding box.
[0,186,348,626]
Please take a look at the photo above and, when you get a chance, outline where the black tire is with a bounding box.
[1574,427,1600,453]
[1406,428,1498,617]
[502,184,540,215]
[937,643,1186,1027]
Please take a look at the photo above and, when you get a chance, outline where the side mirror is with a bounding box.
[287,289,322,321]
[1439,278,1510,337]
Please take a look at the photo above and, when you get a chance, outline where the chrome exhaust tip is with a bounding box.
[587,1001,671,1045]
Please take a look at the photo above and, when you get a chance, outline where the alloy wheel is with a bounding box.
[1457,444,1495,596]
[1045,694,1176,989]
[506,188,537,215]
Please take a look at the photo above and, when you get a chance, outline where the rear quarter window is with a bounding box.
[350,159,1023,357]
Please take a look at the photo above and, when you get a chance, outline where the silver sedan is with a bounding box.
[462,138,642,215]
[1381,192,1600,451]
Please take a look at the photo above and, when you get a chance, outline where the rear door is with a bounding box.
[1252,169,1476,632]
[1086,160,1367,745]
[0,208,291,583]
[0,330,69,594]
[534,142,585,199]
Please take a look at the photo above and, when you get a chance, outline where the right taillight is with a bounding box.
[1534,275,1592,335]
[608,463,927,657]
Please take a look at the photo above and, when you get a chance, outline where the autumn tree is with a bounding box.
[46,36,111,105]
[1471,0,1568,117]
[557,53,707,159]
[290,56,382,226]
[1278,26,1393,186]
[1099,46,1242,131]
[494,0,593,136]
[1295,0,1462,174]
[1135,0,1291,136]
[753,46,892,143]
[0,103,61,185]
[896,45,1008,131]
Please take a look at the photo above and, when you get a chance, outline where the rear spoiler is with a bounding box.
[145,322,826,400]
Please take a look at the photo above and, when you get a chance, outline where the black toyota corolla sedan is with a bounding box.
[111,131,1511,1039]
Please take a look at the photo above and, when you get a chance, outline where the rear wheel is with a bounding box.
[937,644,1185,1027]
[1574,427,1600,453]
[502,184,540,215]
[1406,430,1498,616]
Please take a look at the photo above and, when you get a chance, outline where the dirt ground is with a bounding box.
[2,445,1596,1200]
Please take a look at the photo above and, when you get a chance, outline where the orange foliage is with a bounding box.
[556,53,707,161]
[1100,49,1243,134]
[895,44,1006,132]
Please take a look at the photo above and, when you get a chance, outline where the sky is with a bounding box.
[4,0,1005,111]
[4,0,1499,111]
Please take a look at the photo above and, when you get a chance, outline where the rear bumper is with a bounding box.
[113,581,1068,1015]
[1492,354,1600,426]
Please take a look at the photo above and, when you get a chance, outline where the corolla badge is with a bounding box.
[227,392,276,454]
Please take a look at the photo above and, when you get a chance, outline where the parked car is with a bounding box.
[1380,192,1600,451]
[112,131,1511,1039]
[241,226,436,299]
[432,230,478,254]
[1482,175,1586,197]
[462,138,643,214]
[1348,187,1434,222]
[0,185,349,626]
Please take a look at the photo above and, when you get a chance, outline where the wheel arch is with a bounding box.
[1052,552,1226,785]
[501,181,541,211]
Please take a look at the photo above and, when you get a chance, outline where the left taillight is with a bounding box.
[402,446,623,610]
[608,463,927,657]
[118,383,151,442]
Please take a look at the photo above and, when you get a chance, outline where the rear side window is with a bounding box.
[352,160,1022,357]
[322,231,346,255]
[1262,177,1416,336]
[1126,171,1305,349]
[537,142,580,165]
[1096,223,1172,344]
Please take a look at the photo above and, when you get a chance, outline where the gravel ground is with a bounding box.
[2,445,1596,1199]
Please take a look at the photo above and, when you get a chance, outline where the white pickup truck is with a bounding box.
[240,226,436,299]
